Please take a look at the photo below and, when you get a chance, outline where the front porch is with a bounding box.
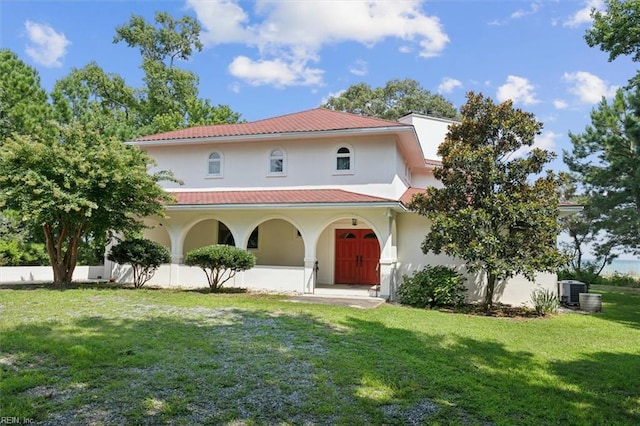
[108,204,401,298]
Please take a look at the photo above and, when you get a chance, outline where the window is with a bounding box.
[248,228,259,249]
[269,148,285,175]
[208,152,223,177]
[218,222,235,246]
[335,146,353,174]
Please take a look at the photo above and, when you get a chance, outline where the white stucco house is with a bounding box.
[100,108,577,305]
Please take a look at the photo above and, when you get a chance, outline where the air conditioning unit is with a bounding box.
[559,280,587,305]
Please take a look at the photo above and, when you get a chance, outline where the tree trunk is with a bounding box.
[43,223,82,287]
[484,271,496,310]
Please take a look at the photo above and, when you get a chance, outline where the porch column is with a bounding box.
[303,258,317,294]
[379,209,398,300]
[169,255,182,287]
[379,258,397,300]
[168,227,184,287]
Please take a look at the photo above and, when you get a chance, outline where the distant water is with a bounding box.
[600,259,640,277]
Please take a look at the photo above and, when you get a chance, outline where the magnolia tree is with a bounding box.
[409,92,566,309]
[185,245,256,292]
[108,238,171,288]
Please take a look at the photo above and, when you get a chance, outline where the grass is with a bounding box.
[0,285,639,425]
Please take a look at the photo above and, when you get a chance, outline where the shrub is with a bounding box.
[557,265,604,289]
[397,265,466,309]
[558,269,640,289]
[184,245,256,292]
[108,238,171,288]
[602,273,640,288]
[0,239,48,266]
[530,288,559,316]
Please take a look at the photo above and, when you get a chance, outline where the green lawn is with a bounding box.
[0,285,638,425]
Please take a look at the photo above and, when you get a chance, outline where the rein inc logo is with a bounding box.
[0,419,34,424]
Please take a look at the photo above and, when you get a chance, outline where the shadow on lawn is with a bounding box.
[336,316,640,425]
[588,290,640,330]
[1,306,638,425]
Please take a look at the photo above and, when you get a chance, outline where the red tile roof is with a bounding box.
[134,108,405,142]
[168,189,396,206]
[400,187,428,205]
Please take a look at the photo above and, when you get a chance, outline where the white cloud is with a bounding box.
[437,77,462,94]
[187,0,449,87]
[513,130,560,158]
[348,60,368,77]
[563,71,618,104]
[510,2,542,20]
[24,20,70,67]
[563,0,604,28]
[228,56,324,88]
[553,99,569,109]
[229,82,241,94]
[489,2,542,26]
[496,75,539,105]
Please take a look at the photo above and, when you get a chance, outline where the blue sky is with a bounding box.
[1,0,636,173]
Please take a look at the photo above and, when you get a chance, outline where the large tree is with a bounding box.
[114,11,242,134]
[322,78,459,120]
[51,62,139,141]
[564,87,640,255]
[585,0,640,85]
[0,49,51,141]
[0,121,175,285]
[558,178,619,277]
[409,92,566,308]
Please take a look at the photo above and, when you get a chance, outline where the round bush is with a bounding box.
[397,265,466,309]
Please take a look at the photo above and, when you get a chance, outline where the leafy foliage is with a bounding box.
[0,239,48,266]
[108,238,171,288]
[0,121,176,285]
[322,78,459,120]
[558,268,640,288]
[51,62,138,141]
[113,11,242,134]
[529,288,559,316]
[409,92,566,308]
[557,177,618,278]
[397,265,466,309]
[184,245,256,292]
[585,0,640,85]
[564,87,640,256]
[0,49,51,142]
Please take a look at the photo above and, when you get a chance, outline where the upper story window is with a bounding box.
[335,145,353,174]
[268,148,286,175]
[208,152,223,177]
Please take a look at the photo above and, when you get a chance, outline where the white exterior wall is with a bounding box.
[395,212,558,306]
[144,135,399,190]
[398,114,457,161]
[409,168,441,190]
[0,265,105,283]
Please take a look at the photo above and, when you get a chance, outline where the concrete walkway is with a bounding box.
[287,295,387,309]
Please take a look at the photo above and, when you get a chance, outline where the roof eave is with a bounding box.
[128,126,415,147]
[166,201,404,210]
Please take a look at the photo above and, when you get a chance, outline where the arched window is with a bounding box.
[269,148,285,175]
[208,152,223,177]
[335,146,353,173]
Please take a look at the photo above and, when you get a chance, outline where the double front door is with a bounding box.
[334,229,380,285]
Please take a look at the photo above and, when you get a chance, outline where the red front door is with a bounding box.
[335,229,380,285]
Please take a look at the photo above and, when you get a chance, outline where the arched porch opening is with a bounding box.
[315,217,382,286]
[246,218,304,267]
[182,219,235,258]
[142,222,171,252]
